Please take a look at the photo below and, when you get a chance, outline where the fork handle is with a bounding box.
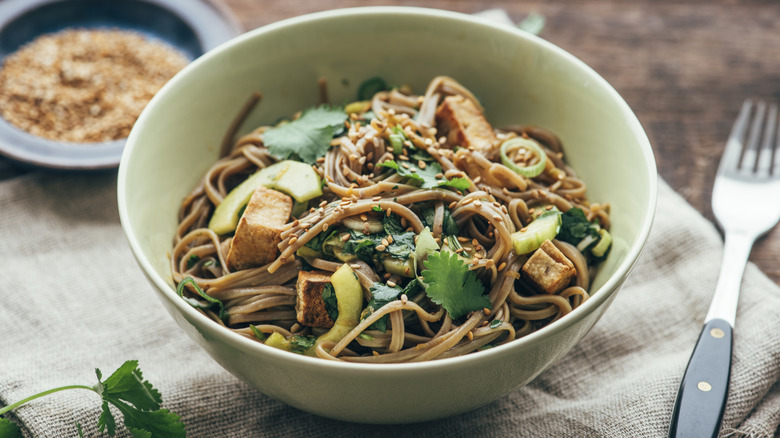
[668,318,733,438]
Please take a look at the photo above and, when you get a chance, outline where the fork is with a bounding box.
[668,100,780,438]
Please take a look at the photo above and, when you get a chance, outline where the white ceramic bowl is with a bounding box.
[118,7,657,424]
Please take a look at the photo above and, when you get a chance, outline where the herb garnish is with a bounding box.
[421,206,459,236]
[378,158,470,191]
[357,77,390,101]
[262,105,348,164]
[557,208,598,244]
[421,251,490,319]
[0,360,185,437]
[321,283,339,321]
[365,279,422,332]
[176,277,227,323]
[289,335,317,354]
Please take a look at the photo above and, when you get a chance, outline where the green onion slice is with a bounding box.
[500,137,547,178]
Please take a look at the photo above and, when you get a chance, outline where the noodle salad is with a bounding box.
[172,76,612,362]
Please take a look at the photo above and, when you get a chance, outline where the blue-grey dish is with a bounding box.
[0,0,242,170]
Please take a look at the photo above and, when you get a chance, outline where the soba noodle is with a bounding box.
[172,76,611,363]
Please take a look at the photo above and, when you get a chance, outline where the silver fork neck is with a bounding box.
[704,232,755,327]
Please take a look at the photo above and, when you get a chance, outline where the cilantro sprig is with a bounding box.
[365,279,423,332]
[262,105,348,164]
[0,360,185,437]
[421,251,491,319]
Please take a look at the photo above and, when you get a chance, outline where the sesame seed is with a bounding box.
[386,235,394,243]
[418,160,427,169]
[473,200,482,207]
[467,331,474,341]
[398,155,409,161]
[498,262,507,271]
[381,238,389,246]
[482,308,491,315]
[341,233,350,241]
[386,280,396,287]
[376,244,386,252]
[401,163,411,169]
[360,214,368,221]
[322,223,329,231]
[288,236,298,245]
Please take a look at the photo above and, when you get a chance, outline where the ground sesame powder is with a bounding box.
[0,28,189,143]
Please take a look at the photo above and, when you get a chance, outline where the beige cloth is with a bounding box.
[0,171,779,437]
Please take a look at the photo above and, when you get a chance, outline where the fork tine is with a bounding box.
[756,102,777,176]
[739,100,765,171]
[719,100,753,174]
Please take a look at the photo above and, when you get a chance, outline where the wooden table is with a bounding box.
[3,0,780,282]
[221,0,780,282]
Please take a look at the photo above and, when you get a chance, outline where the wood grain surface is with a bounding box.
[4,0,780,282]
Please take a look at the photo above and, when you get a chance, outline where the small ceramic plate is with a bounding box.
[0,0,242,170]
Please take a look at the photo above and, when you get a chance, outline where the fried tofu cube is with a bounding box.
[435,95,498,156]
[521,240,576,294]
[226,186,292,270]
[295,270,335,328]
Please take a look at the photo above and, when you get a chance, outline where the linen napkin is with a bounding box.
[0,169,778,437]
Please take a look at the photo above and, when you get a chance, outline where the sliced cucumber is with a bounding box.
[208,160,322,235]
[591,228,612,258]
[309,264,364,355]
[382,256,415,277]
[511,211,562,255]
[414,227,439,263]
[342,215,384,234]
[264,332,292,351]
[208,168,275,235]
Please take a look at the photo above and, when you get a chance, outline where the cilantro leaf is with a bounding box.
[357,77,389,101]
[341,231,383,262]
[365,282,404,332]
[95,360,185,438]
[557,208,599,244]
[384,231,416,260]
[421,251,490,319]
[97,360,161,412]
[262,105,348,164]
[377,157,469,191]
[176,277,227,323]
[382,214,406,235]
[0,418,22,438]
[321,283,339,321]
[289,335,317,354]
[421,206,459,236]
